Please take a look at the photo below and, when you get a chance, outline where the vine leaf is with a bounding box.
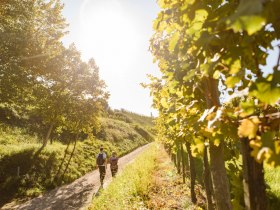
[250,80,280,105]
[238,117,260,139]
[169,32,180,52]
[160,98,169,109]
[229,15,266,35]
[225,76,241,88]
[229,59,241,74]
[227,0,265,35]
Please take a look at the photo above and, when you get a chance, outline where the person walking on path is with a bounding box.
[109,151,119,177]
[96,147,107,187]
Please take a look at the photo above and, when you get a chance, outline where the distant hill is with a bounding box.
[106,109,155,134]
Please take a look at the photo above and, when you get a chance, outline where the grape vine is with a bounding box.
[147,0,280,209]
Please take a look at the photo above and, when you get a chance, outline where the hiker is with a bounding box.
[96,147,107,186]
[109,151,119,177]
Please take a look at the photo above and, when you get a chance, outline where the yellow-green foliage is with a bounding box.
[108,109,155,135]
[90,144,158,210]
[97,118,152,152]
[265,165,280,209]
[98,118,142,142]
[119,110,154,128]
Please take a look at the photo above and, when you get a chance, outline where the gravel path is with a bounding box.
[2,144,150,210]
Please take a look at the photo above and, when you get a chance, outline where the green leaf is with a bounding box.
[160,98,169,109]
[191,137,205,156]
[183,69,196,81]
[250,81,280,105]
[229,59,241,74]
[194,9,208,22]
[229,15,266,35]
[169,31,180,52]
[213,70,220,79]
[225,76,241,88]
[261,132,275,148]
[226,0,265,35]
[214,138,220,146]
[240,100,255,117]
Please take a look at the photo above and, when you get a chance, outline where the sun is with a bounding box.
[78,0,138,67]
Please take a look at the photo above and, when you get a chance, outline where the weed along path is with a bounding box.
[3,144,151,210]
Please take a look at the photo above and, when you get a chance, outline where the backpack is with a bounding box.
[97,153,105,165]
[110,157,118,166]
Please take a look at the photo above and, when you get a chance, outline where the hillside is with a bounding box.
[115,109,154,128]
[0,111,154,207]
[106,109,155,133]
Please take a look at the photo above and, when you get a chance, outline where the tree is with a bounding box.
[0,0,67,121]
[0,0,109,148]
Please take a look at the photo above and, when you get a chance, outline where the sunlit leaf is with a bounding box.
[160,98,169,109]
[183,69,196,81]
[213,70,220,79]
[169,31,180,52]
[238,117,260,139]
[229,15,266,35]
[229,59,241,74]
[240,100,255,117]
[214,138,220,146]
[249,139,262,160]
[225,76,241,88]
[250,81,280,105]
[275,141,280,155]
[191,138,205,156]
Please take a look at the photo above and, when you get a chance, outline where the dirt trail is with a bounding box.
[2,144,150,210]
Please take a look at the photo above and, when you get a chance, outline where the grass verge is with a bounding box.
[90,143,158,210]
[146,147,205,210]
[90,144,206,210]
[265,165,280,209]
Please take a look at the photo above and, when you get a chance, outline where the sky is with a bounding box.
[61,0,160,116]
[60,0,279,116]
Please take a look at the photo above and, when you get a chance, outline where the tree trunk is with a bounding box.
[209,141,232,210]
[203,146,214,210]
[43,123,54,147]
[185,149,189,172]
[181,141,186,183]
[241,138,267,210]
[186,142,197,203]
[166,145,172,156]
[177,147,181,174]
[172,153,177,166]
[203,77,232,210]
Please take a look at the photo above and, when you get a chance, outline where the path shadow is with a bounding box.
[0,144,69,207]
[0,148,36,206]
[17,177,95,210]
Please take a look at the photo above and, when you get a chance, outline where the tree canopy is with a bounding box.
[0,0,109,145]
